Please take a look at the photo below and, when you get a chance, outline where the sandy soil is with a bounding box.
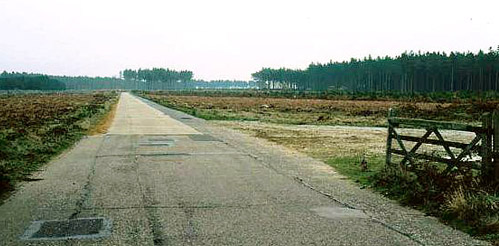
[213,120,477,162]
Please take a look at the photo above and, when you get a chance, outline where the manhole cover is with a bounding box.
[21,217,112,241]
[188,134,220,141]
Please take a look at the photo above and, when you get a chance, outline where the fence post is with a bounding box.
[386,108,394,168]
[493,109,499,184]
[481,113,493,183]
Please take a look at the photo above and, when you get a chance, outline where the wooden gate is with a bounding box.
[386,109,498,183]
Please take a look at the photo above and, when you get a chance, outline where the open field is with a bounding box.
[213,121,475,159]
[139,92,498,243]
[0,92,118,199]
[137,89,499,101]
[141,92,499,127]
[212,120,476,189]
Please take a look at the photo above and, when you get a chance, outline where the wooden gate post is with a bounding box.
[493,109,499,184]
[386,108,394,169]
[482,113,493,183]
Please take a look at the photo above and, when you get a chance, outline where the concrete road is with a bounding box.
[0,93,486,245]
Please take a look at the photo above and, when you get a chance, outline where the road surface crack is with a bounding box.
[69,136,106,219]
[294,176,425,246]
[134,147,169,246]
[178,201,197,245]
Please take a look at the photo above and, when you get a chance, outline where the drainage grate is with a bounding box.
[180,117,192,120]
[21,217,112,241]
[188,134,220,141]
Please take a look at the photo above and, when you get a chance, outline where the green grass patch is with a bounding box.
[326,155,385,187]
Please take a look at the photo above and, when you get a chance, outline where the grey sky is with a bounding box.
[0,0,498,80]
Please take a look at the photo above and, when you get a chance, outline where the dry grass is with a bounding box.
[214,121,386,159]
[88,99,118,135]
[445,186,499,236]
[214,120,475,161]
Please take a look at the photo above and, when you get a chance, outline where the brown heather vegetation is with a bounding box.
[0,92,117,199]
[144,94,498,126]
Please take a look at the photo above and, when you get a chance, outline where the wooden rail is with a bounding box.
[385,109,498,183]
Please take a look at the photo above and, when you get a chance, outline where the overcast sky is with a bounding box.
[0,0,498,80]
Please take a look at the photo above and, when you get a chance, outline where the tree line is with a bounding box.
[1,69,256,91]
[252,47,499,92]
[57,75,256,90]
[7,47,499,93]
[0,72,65,90]
[120,68,256,90]
[54,76,128,90]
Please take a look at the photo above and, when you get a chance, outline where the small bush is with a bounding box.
[444,187,499,235]
[374,162,461,212]
[372,162,499,241]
